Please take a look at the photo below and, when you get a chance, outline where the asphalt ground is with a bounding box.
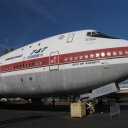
[0,102,128,128]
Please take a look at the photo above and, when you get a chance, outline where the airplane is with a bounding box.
[0,29,128,102]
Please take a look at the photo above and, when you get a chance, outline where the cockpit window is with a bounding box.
[87,31,119,39]
[87,32,91,36]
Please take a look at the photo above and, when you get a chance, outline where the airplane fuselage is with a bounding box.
[0,30,128,98]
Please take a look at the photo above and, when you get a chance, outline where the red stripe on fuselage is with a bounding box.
[1,46,128,73]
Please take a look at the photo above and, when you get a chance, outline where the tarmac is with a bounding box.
[0,102,128,128]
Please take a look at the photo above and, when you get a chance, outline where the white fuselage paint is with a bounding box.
[0,29,128,98]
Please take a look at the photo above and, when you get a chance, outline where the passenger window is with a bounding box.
[107,52,111,56]
[90,54,94,58]
[85,55,88,59]
[125,50,128,54]
[74,56,78,60]
[69,56,73,61]
[101,52,105,57]
[113,51,117,56]
[40,61,42,65]
[96,53,100,58]
[51,60,54,63]
[79,55,83,59]
[35,62,38,65]
[64,57,68,61]
[119,51,123,55]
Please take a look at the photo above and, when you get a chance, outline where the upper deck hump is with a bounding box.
[1,29,126,66]
[1,29,92,65]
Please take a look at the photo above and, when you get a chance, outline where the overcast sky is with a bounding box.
[0,0,128,51]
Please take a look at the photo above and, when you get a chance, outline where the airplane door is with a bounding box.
[49,51,59,71]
